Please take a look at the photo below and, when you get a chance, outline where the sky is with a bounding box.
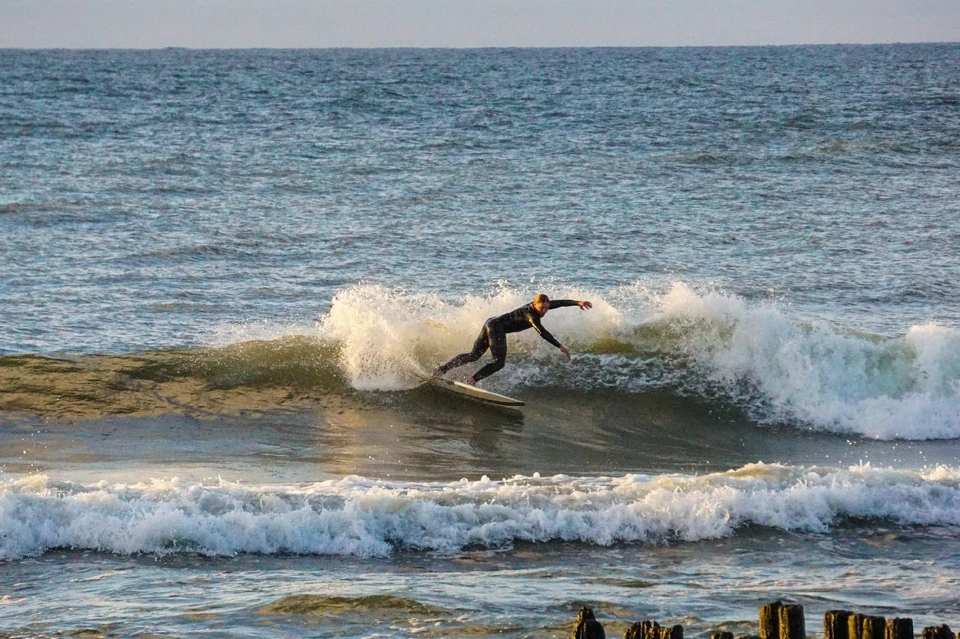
[0,0,958,49]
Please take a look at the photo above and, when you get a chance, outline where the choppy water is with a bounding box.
[2,45,960,638]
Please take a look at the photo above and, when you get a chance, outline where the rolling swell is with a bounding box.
[0,337,346,418]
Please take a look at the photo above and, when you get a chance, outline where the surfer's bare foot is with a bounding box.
[464,376,476,386]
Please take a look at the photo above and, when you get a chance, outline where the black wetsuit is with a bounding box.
[437,300,580,382]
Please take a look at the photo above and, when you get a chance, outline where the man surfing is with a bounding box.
[433,293,593,386]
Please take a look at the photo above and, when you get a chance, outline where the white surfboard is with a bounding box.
[426,378,525,407]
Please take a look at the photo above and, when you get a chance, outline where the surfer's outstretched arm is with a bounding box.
[548,299,593,310]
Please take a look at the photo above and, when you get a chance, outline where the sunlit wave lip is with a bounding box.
[3,463,960,561]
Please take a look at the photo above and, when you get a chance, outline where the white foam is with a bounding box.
[3,464,960,560]
[651,283,960,439]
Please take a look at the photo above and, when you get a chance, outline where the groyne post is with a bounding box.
[921,625,954,639]
[568,602,959,639]
[863,616,887,639]
[761,601,785,639]
[887,618,914,639]
[826,610,854,639]
[849,614,867,639]
[779,604,806,639]
[573,607,606,639]
[623,619,683,639]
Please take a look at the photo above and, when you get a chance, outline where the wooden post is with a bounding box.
[849,614,867,639]
[660,624,683,639]
[921,626,953,639]
[826,611,853,639]
[573,607,606,639]
[623,620,684,639]
[761,602,785,639]
[779,604,805,639]
[886,618,913,639]
[623,620,656,639]
[863,616,887,639]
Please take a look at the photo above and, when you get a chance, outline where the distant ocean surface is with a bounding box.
[2,45,960,638]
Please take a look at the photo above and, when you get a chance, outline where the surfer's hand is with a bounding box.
[559,346,571,360]
[578,300,592,310]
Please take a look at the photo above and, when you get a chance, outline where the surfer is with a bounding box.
[433,293,593,385]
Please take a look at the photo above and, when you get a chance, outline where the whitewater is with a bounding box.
[5,464,960,561]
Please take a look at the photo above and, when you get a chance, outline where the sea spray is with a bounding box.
[317,283,623,390]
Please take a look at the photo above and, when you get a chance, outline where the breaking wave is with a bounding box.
[300,282,960,439]
[3,282,960,439]
[3,463,960,561]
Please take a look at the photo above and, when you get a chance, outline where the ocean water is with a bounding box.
[2,45,960,638]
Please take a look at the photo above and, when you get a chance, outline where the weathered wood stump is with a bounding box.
[642,621,660,639]
[760,601,785,639]
[921,625,954,639]
[622,619,683,639]
[863,616,887,639]
[573,607,605,639]
[661,624,683,639]
[710,632,735,639]
[826,610,854,639]
[779,604,805,639]
[624,620,659,639]
[886,618,914,639]
[849,613,867,639]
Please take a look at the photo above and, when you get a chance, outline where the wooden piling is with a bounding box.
[921,625,953,639]
[573,607,605,639]
[779,604,806,639]
[886,618,914,639]
[863,616,887,639]
[827,610,854,639]
[622,619,682,639]
[660,624,683,639]
[624,620,655,639]
[761,601,785,639]
[571,601,956,639]
[849,613,867,639]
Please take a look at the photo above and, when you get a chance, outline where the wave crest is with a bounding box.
[4,463,960,560]
[5,282,960,439]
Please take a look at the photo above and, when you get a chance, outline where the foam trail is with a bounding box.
[3,464,960,560]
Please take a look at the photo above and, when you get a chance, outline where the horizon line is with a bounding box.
[2,40,959,52]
